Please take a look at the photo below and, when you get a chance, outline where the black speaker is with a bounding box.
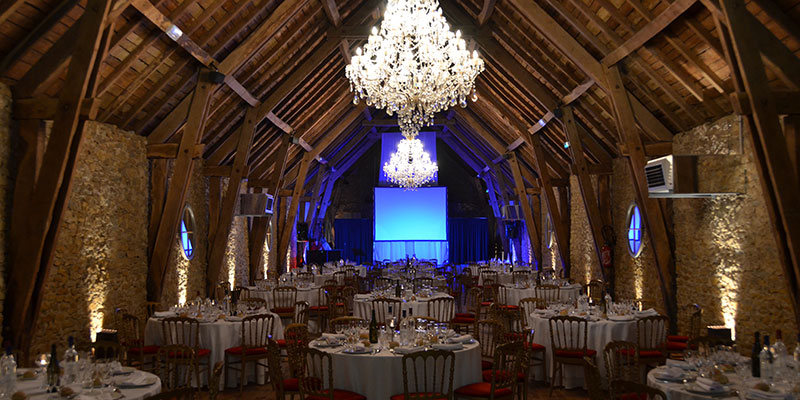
[297,223,309,241]
[504,220,520,239]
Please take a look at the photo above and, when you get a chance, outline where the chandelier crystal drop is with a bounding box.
[383,136,438,189]
[345,0,485,136]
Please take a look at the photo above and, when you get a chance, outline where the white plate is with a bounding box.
[313,341,342,348]
[342,348,371,354]
[684,383,730,397]
[608,315,635,322]
[112,367,135,376]
[116,376,158,388]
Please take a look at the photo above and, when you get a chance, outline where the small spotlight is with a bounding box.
[563,141,570,149]
[167,24,183,41]
[538,119,546,127]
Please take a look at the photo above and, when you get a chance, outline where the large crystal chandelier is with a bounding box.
[383,136,438,189]
[345,0,485,136]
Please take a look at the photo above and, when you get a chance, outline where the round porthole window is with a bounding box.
[626,202,643,258]
[180,205,196,260]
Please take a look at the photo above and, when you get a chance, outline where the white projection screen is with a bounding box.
[374,187,447,241]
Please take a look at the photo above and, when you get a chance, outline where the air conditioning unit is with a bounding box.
[237,193,274,216]
[645,155,744,198]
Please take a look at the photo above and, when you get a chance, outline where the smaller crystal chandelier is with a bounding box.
[383,135,438,189]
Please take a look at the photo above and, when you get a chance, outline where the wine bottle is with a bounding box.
[760,335,773,380]
[395,281,401,298]
[752,331,761,377]
[369,310,378,344]
[46,344,59,392]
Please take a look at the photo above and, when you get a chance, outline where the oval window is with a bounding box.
[180,205,195,260]
[627,203,643,257]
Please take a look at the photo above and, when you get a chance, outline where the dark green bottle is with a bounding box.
[369,310,378,344]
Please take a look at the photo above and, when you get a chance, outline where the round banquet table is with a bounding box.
[314,343,482,399]
[144,313,284,388]
[352,294,453,321]
[646,365,798,400]
[526,313,637,388]
[503,283,583,305]
[248,286,320,309]
[15,367,161,400]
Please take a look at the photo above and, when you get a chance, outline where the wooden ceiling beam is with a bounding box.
[602,0,698,67]
[146,0,311,143]
[512,0,674,140]
[477,0,496,26]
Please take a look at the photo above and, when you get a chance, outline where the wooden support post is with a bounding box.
[147,69,217,302]
[313,171,338,241]
[509,152,541,265]
[305,168,326,233]
[530,191,542,268]
[148,159,169,253]
[561,106,608,282]
[254,135,292,279]
[718,0,800,329]
[4,0,113,353]
[206,106,260,293]
[277,157,312,272]
[786,115,800,178]
[605,64,677,323]
[525,133,570,275]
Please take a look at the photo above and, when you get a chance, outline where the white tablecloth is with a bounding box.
[15,368,161,400]
[503,283,583,305]
[145,314,284,388]
[527,314,637,388]
[646,365,795,400]
[315,342,482,399]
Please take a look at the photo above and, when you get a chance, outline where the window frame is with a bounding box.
[626,202,644,258]
[180,204,196,260]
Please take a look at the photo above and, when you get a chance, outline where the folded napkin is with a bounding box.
[353,294,371,300]
[695,377,724,392]
[114,372,151,386]
[431,343,463,351]
[447,335,473,344]
[153,311,175,318]
[635,308,658,317]
[653,367,684,380]
[745,389,791,400]
[666,359,692,370]
[394,346,425,354]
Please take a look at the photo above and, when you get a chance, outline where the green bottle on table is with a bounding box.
[369,310,378,344]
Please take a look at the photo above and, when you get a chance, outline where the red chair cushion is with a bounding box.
[454,382,513,398]
[306,389,366,400]
[554,349,597,358]
[224,346,268,356]
[639,350,665,358]
[619,393,648,400]
[481,360,493,370]
[481,369,526,382]
[667,335,689,343]
[451,317,475,324]
[282,378,299,391]
[524,342,546,351]
[309,305,329,311]
[455,312,475,318]
[480,301,493,307]
[271,307,294,314]
[500,305,520,310]
[167,348,211,358]
[667,341,688,351]
[128,345,159,355]
[390,393,448,400]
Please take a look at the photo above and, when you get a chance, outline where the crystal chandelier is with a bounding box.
[345,0,485,136]
[383,136,438,189]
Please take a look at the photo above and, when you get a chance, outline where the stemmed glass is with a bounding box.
[35,353,50,389]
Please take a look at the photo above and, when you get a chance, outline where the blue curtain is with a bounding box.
[333,219,373,264]
[448,218,488,264]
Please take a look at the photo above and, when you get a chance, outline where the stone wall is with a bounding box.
[218,178,250,288]
[541,191,565,274]
[569,175,602,284]
[611,158,665,314]
[0,83,11,344]
[672,115,797,349]
[31,120,148,355]
[161,165,208,307]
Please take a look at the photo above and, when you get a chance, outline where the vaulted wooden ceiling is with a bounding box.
[4,0,798,195]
